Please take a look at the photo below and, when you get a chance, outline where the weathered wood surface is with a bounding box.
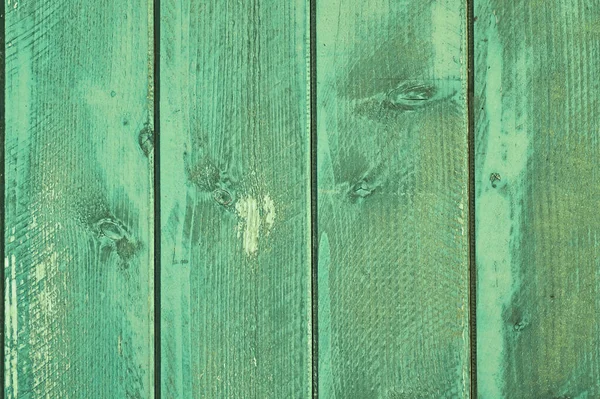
[4,1,155,397]
[316,0,470,397]
[475,1,600,397]
[159,1,311,397]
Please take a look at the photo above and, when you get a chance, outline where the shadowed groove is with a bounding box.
[153,0,161,395]
[467,0,476,397]
[310,0,318,397]
[1,0,5,392]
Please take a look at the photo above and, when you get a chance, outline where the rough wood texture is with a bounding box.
[4,1,155,397]
[316,0,470,397]
[475,1,600,398]
[159,1,311,397]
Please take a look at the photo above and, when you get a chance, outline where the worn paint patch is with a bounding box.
[262,195,276,233]
[236,197,261,257]
[235,195,277,256]
[31,244,63,398]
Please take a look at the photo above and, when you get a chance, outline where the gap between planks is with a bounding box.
[467,0,477,397]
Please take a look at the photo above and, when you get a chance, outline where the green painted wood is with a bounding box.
[4,1,155,397]
[159,1,311,397]
[316,1,470,397]
[475,2,600,397]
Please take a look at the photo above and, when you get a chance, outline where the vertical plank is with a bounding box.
[4,1,155,397]
[317,0,470,397]
[476,1,600,397]
[160,1,311,397]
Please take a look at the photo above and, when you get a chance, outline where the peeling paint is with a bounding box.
[235,194,277,256]
[236,196,261,257]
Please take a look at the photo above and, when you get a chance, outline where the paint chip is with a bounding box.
[235,194,277,256]
[236,196,261,257]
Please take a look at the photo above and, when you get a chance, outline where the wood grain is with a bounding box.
[4,1,155,397]
[159,1,311,397]
[316,0,470,397]
[475,1,600,397]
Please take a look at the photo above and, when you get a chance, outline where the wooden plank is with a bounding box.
[159,1,311,397]
[475,1,600,397]
[316,0,470,397]
[4,1,155,397]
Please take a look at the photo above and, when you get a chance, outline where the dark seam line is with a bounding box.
[0,0,5,397]
[152,0,161,396]
[467,0,477,397]
[309,0,318,397]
